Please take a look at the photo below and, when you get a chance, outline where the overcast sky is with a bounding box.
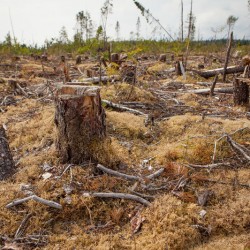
[0,0,249,45]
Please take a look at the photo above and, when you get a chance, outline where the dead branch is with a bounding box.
[127,188,155,200]
[210,74,219,96]
[212,127,250,163]
[226,135,250,161]
[15,213,32,238]
[96,164,142,181]
[189,162,231,170]
[6,196,33,208]
[202,179,250,188]
[32,195,62,209]
[96,164,164,182]
[146,168,165,179]
[6,195,62,209]
[102,99,146,116]
[82,192,150,206]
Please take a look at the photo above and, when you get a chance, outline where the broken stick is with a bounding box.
[83,192,150,206]
[6,195,62,209]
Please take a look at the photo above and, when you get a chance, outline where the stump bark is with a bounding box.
[0,126,15,180]
[55,85,106,164]
[175,61,182,76]
[233,78,249,106]
[159,54,167,62]
[111,53,119,64]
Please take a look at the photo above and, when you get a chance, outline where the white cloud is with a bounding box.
[0,0,249,45]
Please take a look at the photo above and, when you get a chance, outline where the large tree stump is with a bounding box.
[55,85,106,164]
[0,125,15,180]
[233,78,249,106]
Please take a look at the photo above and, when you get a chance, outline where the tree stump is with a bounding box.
[0,126,15,180]
[76,55,82,65]
[111,53,119,64]
[233,78,249,106]
[175,61,182,76]
[159,54,167,62]
[55,85,106,164]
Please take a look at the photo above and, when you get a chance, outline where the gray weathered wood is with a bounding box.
[0,126,15,181]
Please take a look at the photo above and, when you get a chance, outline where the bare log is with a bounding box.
[55,85,106,163]
[102,99,146,116]
[187,87,233,95]
[192,65,245,79]
[223,32,233,82]
[83,192,150,206]
[0,125,15,180]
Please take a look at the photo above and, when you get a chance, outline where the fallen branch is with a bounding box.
[102,99,146,116]
[226,135,250,161]
[146,168,165,179]
[202,179,250,188]
[188,162,231,170]
[6,195,62,209]
[15,213,32,238]
[96,164,164,181]
[96,164,142,181]
[82,192,150,206]
[212,127,250,163]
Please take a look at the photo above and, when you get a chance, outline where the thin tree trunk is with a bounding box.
[223,32,233,82]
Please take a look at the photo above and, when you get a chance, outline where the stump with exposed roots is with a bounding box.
[55,85,106,164]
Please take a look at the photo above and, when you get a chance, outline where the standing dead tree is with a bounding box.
[0,125,15,180]
[223,32,233,82]
[133,0,174,41]
[54,85,106,163]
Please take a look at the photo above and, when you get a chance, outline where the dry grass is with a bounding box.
[0,58,250,249]
[101,82,155,103]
